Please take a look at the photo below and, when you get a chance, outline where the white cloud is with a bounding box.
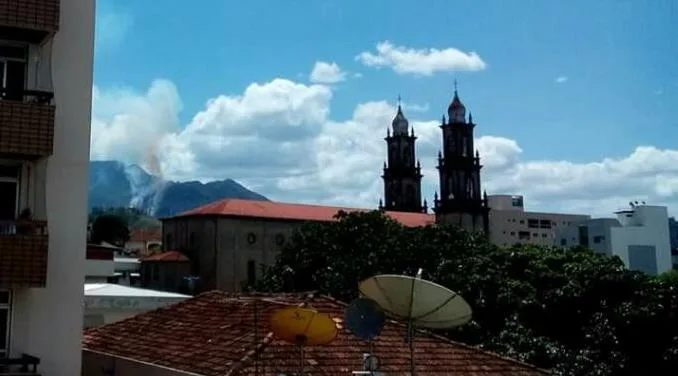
[309,61,347,84]
[356,41,487,76]
[555,76,568,84]
[90,78,678,217]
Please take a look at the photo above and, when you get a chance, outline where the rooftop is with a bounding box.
[129,229,162,242]
[141,250,190,262]
[84,283,189,299]
[169,198,436,227]
[83,291,548,376]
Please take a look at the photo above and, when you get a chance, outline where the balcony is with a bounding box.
[0,220,48,288]
[0,89,55,159]
[0,0,60,43]
[0,353,40,375]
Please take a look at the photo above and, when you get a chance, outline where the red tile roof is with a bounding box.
[171,199,436,227]
[83,291,548,376]
[129,229,162,243]
[141,251,189,262]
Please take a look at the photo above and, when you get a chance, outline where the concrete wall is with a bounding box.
[10,1,95,375]
[162,216,298,292]
[558,206,672,275]
[489,209,590,247]
[83,350,197,376]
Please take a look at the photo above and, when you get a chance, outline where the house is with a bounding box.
[160,199,435,292]
[83,283,189,329]
[82,291,549,376]
[139,251,192,293]
[126,229,162,257]
[0,0,95,374]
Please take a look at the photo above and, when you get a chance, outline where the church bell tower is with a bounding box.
[380,100,427,213]
[434,85,489,233]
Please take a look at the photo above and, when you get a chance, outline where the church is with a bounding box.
[379,86,490,234]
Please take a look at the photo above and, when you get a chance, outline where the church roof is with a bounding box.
[83,291,549,376]
[166,198,435,227]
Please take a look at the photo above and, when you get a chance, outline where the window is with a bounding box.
[511,196,523,207]
[527,219,539,229]
[247,260,256,286]
[560,238,567,246]
[165,233,173,249]
[0,45,27,102]
[189,232,196,247]
[593,235,604,244]
[518,231,530,240]
[578,225,589,247]
[541,233,548,238]
[0,165,19,229]
[247,233,257,245]
[0,291,11,358]
[510,231,515,236]
[152,264,160,281]
[539,220,552,229]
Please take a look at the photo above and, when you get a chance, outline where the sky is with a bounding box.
[90,0,678,217]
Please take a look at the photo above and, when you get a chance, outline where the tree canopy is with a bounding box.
[90,213,130,247]
[256,210,678,376]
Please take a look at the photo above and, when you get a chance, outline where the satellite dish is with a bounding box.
[345,298,385,340]
[270,307,338,346]
[270,306,338,375]
[359,269,472,375]
[359,272,472,329]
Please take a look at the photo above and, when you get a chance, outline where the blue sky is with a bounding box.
[91,0,678,214]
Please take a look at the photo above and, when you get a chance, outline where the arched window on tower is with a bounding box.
[406,185,416,205]
[403,144,411,166]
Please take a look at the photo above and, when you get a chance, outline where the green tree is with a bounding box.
[91,214,130,247]
[257,210,678,376]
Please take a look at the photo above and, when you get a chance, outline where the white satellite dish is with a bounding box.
[359,271,472,329]
[358,269,473,375]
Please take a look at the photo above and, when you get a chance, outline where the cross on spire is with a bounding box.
[453,79,458,93]
[397,94,402,107]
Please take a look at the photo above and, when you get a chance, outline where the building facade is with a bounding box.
[0,0,95,374]
[379,104,426,213]
[487,194,591,246]
[669,217,678,269]
[433,88,489,233]
[557,204,673,275]
[160,199,434,292]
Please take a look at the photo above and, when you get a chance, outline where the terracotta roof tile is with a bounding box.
[130,229,162,242]
[171,199,435,227]
[83,291,549,376]
[142,251,190,262]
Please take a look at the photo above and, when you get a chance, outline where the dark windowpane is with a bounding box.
[0,292,8,304]
[247,260,256,286]
[0,182,17,220]
[4,60,25,100]
[0,309,8,351]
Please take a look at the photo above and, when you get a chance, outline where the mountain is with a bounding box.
[88,161,268,217]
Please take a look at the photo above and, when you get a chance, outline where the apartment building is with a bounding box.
[0,1,95,375]
[557,204,673,276]
[487,195,590,247]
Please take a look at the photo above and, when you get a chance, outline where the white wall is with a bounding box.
[10,1,95,375]
[86,259,115,279]
[610,206,672,275]
[557,206,672,275]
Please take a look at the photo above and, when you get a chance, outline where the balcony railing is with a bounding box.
[0,353,40,375]
[0,220,48,288]
[0,0,60,43]
[0,89,55,158]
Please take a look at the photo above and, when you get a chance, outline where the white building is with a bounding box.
[84,284,189,329]
[0,0,95,374]
[487,194,591,247]
[557,204,673,275]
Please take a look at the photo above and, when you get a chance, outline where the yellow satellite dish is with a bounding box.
[270,307,338,346]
